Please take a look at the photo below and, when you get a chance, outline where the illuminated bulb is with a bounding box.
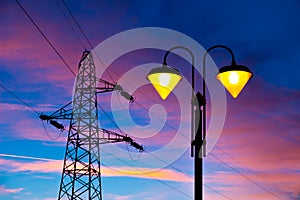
[229,71,239,84]
[216,67,253,99]
[158,73,171,86]
[147,66,182,100]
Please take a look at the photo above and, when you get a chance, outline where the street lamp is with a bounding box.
[147,45,252,200]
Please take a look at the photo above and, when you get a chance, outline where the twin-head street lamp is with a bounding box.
[147,45,252,99]
[147,45,253,200]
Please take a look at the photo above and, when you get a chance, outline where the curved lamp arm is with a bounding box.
[163,46,195,93]
[162,46,196,154]
[203,45,237,99]
[202,44,237,157]
[149,44,250,200]
[161,45,242,157]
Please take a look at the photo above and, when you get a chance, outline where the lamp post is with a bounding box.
[147,45,253,200]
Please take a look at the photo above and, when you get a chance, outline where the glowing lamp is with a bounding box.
[147,45,253,200]
[147,66,182,100]
[216,64,253,98]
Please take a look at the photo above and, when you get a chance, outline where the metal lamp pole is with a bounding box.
[162,46,202,200]
[162,45,239,200]
[199,45,238,200]
[147,42,252,199]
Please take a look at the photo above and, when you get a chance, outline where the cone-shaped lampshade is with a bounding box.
[216,64,253,98]
[147,66,182,100]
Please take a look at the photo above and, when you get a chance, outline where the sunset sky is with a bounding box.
[1,0,300,200]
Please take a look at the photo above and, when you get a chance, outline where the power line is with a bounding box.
[204,184,232,200]
[20,0,180,131]
[60,0,198,130]
[42,120,64,140]
[107,97,283,200]
[15,0,76,77]
[94,105,231,200]
[144,150,234,199]
[0,151,192,199]
[14,0,78,140]
[0,151,232,200]
[145,150,192,178]
[210,153,282,200]
[123,102,284,199]
[40,96,193,196]
[13,1,193,198]
[14,2,282,199]
[0,82,39,114]
[61,0,93,49]
[100,147,193,199]
[11,12,191,195]
[215,147,289,199]
[60,0,189,134]
[98,104,211,199]
[130,103,283,200]
[0,81,65,140]
[45,102,194,198]
[60,0,115,82]
[134,101,182,132]
[97,102,123,133]
[55,0,87,49]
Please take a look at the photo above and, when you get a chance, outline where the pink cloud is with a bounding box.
[0,157,192,183]
[1,3,299,199]
[0,185,24,195]
[0,102,69,142]
[104,191,169,200]
[205,169,299,199]
[0,4,82,94]
[0,103,60,113]
[0,158,62,173]
[104,193,132,200]
[103,166,192,183]
[214,127,300,171]
[8,116,67,142]
[202,80,300,199]
[207,77,300,171]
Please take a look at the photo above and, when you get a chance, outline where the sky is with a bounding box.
[0,0,300,199]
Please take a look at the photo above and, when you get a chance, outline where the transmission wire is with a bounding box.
[15,0,76,77]
[215,146,289,199]
[55,0,86,49]
[61,0,115,82]
[60,0,190,139]
[98,101,232,199]
[204,184,232,200]
[0,82,39,114]
[14,1,193,197]
[211,153,282,200]
[15,1,282,199]
[100,147,193,199]
[42,120,64,141]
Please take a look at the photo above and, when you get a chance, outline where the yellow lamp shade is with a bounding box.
[216,64,253,98]
[147,66,182,100]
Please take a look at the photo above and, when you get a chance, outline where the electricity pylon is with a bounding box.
[39,51,143,200]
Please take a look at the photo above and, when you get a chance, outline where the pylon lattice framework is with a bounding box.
[58,51,102,200]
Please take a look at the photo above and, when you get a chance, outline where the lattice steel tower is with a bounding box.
[40,51,143,200]
[58,51,101,200]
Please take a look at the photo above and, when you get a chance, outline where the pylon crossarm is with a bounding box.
[96,80,135,103]
[39,101,73,121]
[96,78,116,94]
[99,128,144,152]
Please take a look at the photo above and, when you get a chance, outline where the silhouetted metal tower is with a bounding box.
[58,51,101,200]
[39,51,143,200]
